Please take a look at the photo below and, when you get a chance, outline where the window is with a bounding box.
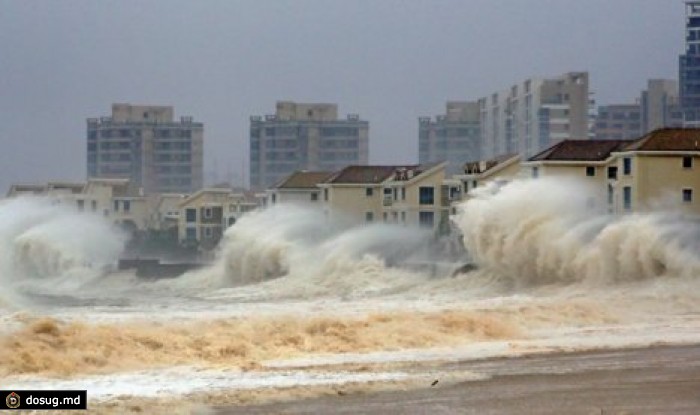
[419,211,434,228]
[623,158,632,175]
[311,193,318,201]
[203,207,212,219]
[623,186,632,210]
[91,200,97,211]
[683,156,693,169]
[607,166,618,180]
[383,212,388,222]
[113,200,119,212]
[472,180,477,188]
[228,217,236,227]
[586,166,595,177]
[77,200,84,211]
[203,227,213,239]
[271,194,277,204]
[324,188,329,201]
[123,200,131,213]
[186,228,197,240]
[607,185,614,205]
[366,188,373,197]
[365,212,374,222]
[419,187,434,205]
[401,211,406,222]
[186,208,196,222]
[683,188,693,203]
[532,166,539,178]
[392,212,398,222]
[401,188,406,200]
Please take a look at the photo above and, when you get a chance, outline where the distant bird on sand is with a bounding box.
[431,380,439,387]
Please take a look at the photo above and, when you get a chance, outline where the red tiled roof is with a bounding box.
[529,140,632,161]
[325,162,444,184]
[623,128,700,151]
[325,166,412,184]
[274,171,333,189]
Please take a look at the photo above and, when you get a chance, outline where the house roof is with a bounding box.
[10,184,46,192]
[464,153,519,174]
[529,140,632,162]
[325,163,442,184]
[274,171,333,189]
[622,128,700,152]
[178,188,234,207]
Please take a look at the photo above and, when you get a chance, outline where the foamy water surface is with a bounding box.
[2,181,700,411]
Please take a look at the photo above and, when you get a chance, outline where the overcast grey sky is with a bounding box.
[0,0,683,191]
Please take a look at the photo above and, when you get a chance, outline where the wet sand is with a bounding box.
[214,344,700,415]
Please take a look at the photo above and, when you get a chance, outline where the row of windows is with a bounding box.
[598,112,641,121]
[101,154,131,162]
[264,139,298,149]
[432,128,479,138]
[541,157,693,180]
[156,154,191,162]
[154,142,192,151]
[596,122,641,130]
[76,199,98,212]
[318,152,359,162]
[88,129,192,139]
[259,126,363,138]
[156,165,191,174]
[365,186,434,205]
[621,187,693,210]
[155,129,192,139]
[113,199,131,213]
[319,139,359,149]
[158,177,192,186]
[320,127,359,136]
[97,141,131,150]
[100,166,132,175]
[264,151,298,161]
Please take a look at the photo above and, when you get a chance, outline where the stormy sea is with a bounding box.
[3,177,700,414]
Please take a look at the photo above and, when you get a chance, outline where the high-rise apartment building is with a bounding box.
[249,101,369,189]
[593,79,683,140]
[478,72,589,159]
[87,103,203,194]
[418,102,481,175]
[641,79,683,132]
[595,104,642,140]
[680,1,700,126]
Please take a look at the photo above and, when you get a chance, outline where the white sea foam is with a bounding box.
[0,197,126,308]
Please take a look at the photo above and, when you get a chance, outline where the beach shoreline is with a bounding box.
[211,343,700,415]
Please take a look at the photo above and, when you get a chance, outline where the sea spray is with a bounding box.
[181,204,439,296]
[0,197,126,307]
[453,177,700,286]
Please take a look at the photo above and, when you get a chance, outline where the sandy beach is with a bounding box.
[214,344,700,415]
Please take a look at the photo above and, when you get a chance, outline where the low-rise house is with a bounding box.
[522,140,631,211]
[611,128,700,214]
[319,162,449,232]
[266,171,333,207]
[454,153,521,198]
[177,188,259,250]
[5,178,150,232]
[149,193,188,231]
[6,184,47,198]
